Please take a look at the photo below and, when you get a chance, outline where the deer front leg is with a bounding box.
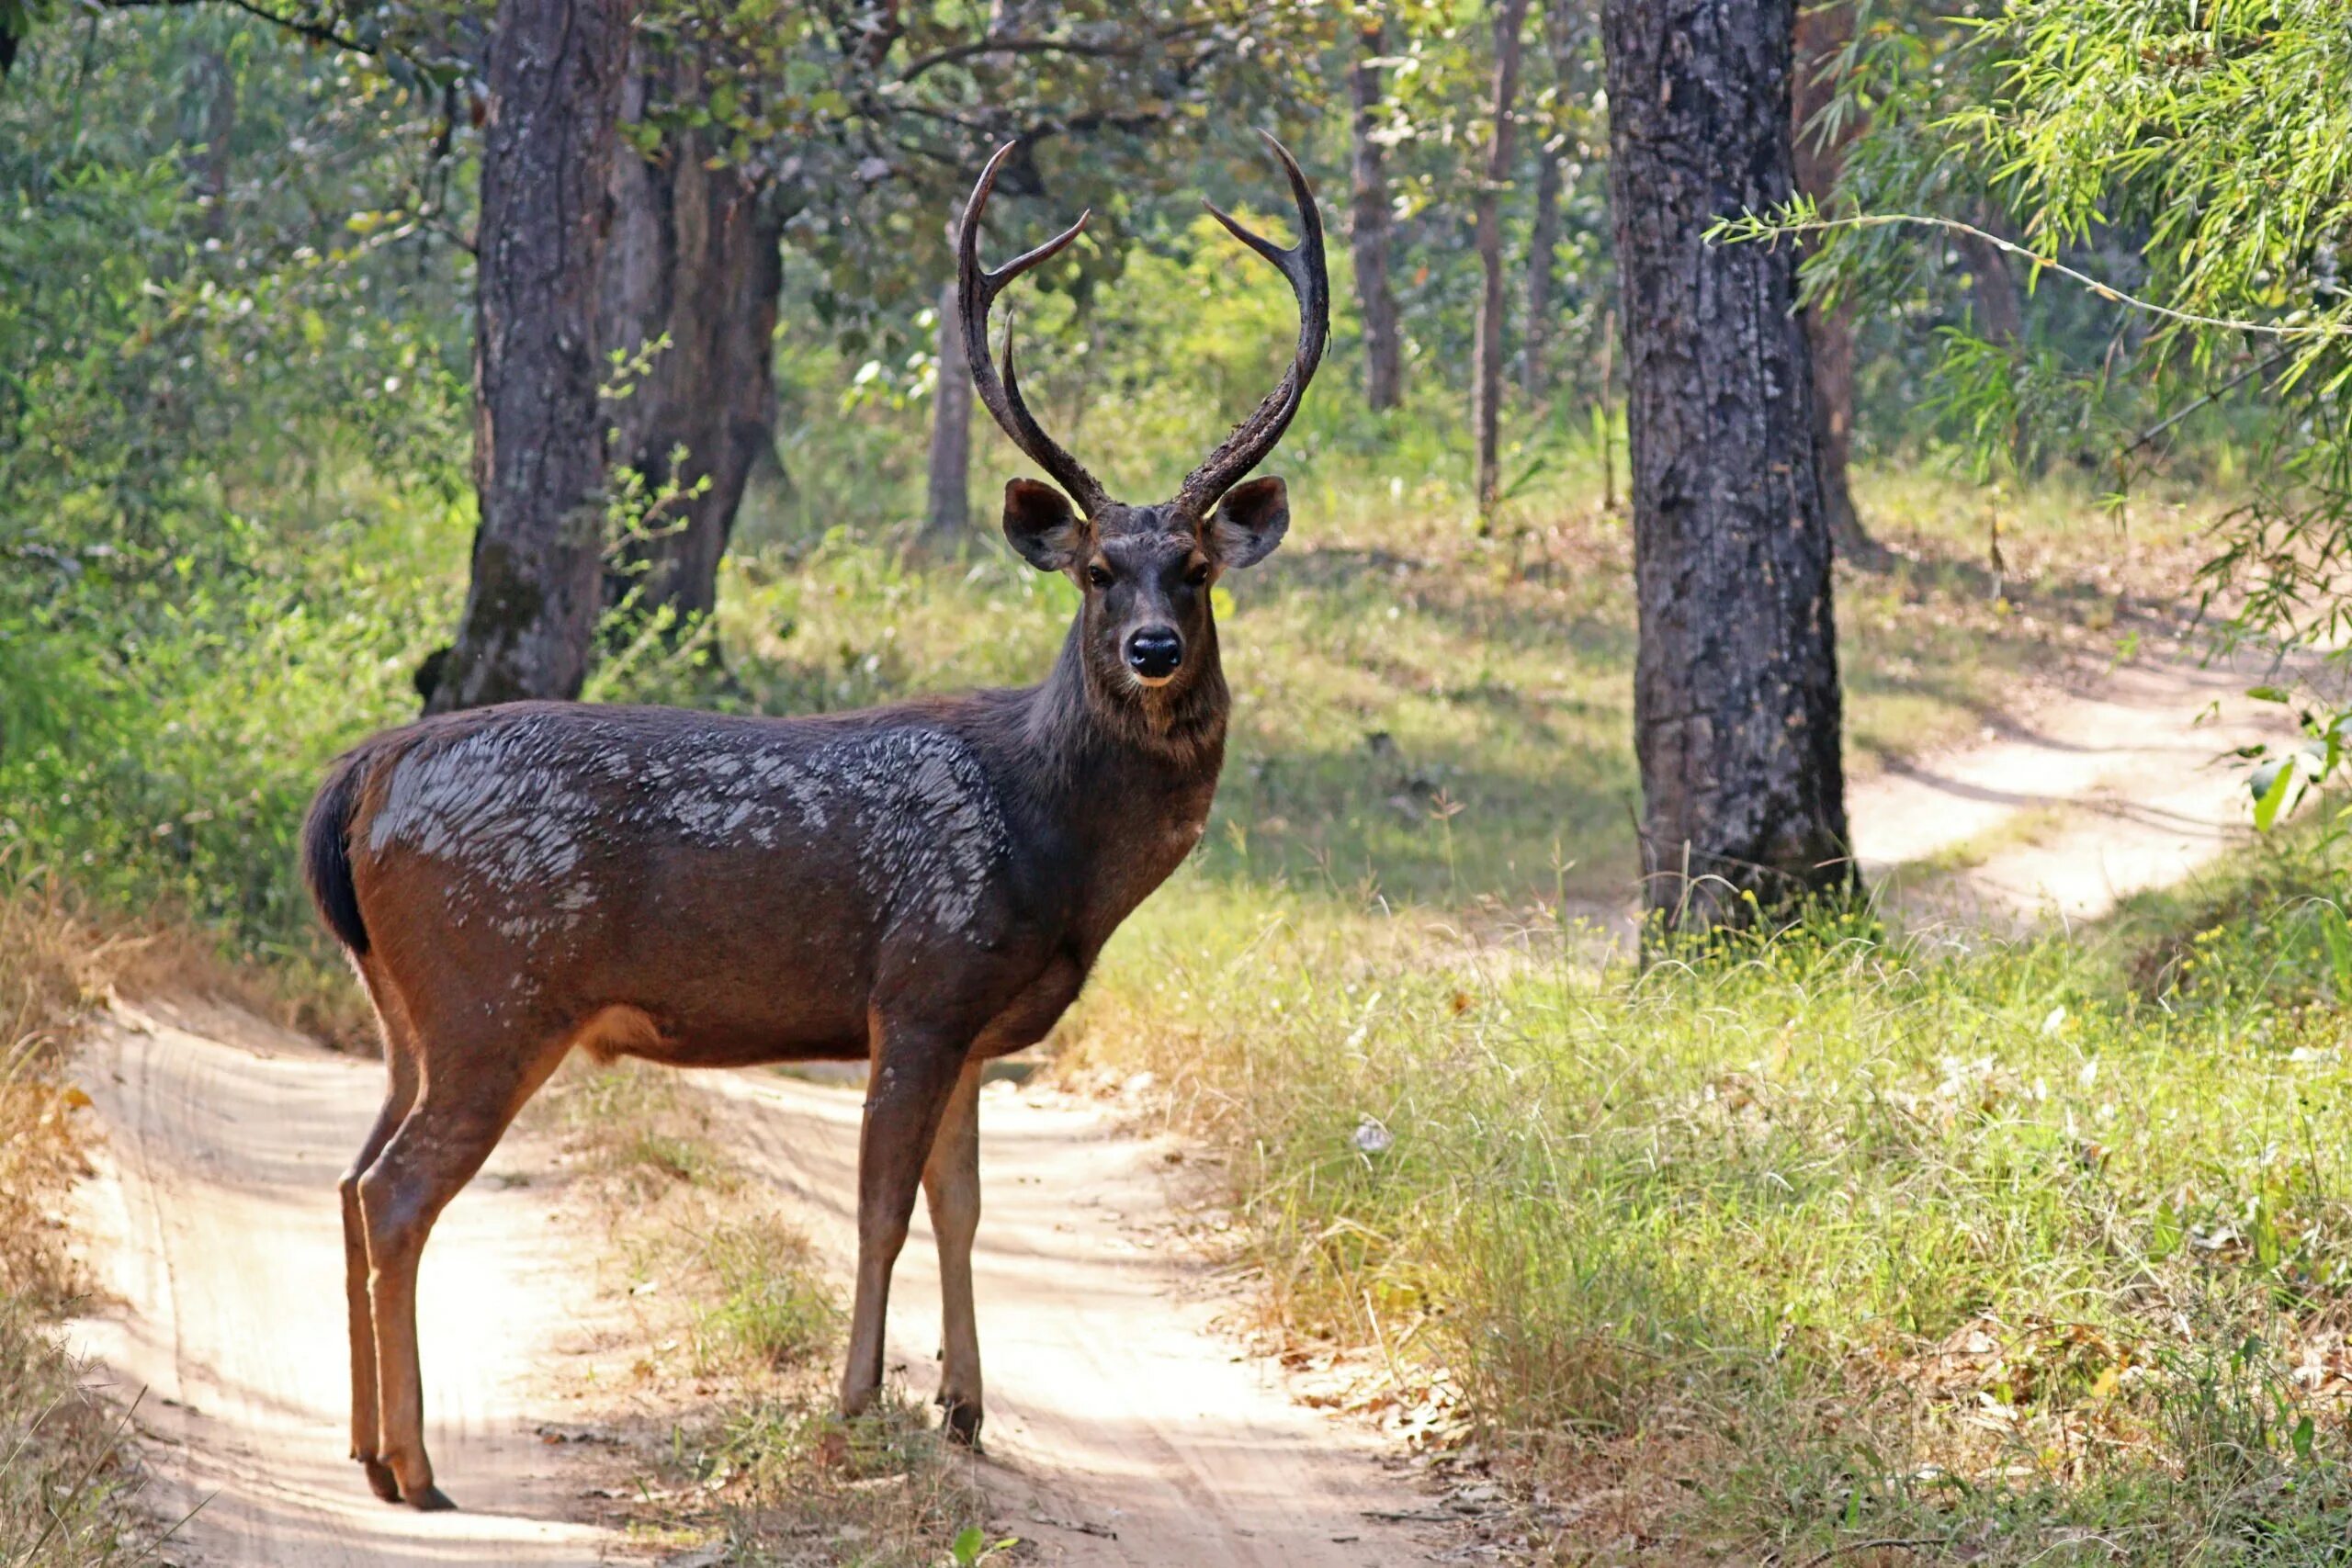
[922,1061,985,1444]
[841,1023,968,1420]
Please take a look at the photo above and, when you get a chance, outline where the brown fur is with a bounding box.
[303,141,1326,1510]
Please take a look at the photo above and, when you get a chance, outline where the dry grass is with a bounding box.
[0,864,177,1564]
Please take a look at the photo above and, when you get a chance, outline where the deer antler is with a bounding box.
[1170,131,1329,522]
[957,143,1112,517]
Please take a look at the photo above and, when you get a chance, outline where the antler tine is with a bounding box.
[956,141,1111,516]
[1172,130,1331,520]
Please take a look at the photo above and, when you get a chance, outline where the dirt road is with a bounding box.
[1850,644,2301,925]
[69,996,632,1566]
[694,1069,1426,1564]
[67,998,1428,1566]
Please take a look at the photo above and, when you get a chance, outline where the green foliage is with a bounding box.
[1807,0,2352,654]
[0,11,471,960]
[944,1526,1018,1567]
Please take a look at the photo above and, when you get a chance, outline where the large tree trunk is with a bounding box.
[1472,0,1532,523]
[922,276,975,543]
[1601,0,1852,928]
[1349,20,1404,412]
[429,0,636,713]
[1792,0,1871,558]
[598,42,783,634]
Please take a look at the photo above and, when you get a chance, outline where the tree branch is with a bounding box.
[895,36,1139,85]
[104,0,372,54]
[1714,208,2352,342]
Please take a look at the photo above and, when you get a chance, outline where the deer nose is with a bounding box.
[1125,627,1182,681]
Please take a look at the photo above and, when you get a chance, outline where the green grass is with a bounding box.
[1049,818,2352,1562]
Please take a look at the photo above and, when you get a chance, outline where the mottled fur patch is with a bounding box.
[366,714,1011,946]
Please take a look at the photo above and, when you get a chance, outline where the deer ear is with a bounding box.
[1001,479,1084,572]
[1210,476,1289,569]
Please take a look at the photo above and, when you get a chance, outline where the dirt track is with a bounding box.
[62,645,2299,1566]
[67,999,1428,1566]
[695,1069,1428,1564]
[70,996,629,1566]
[1850,644,2299,925]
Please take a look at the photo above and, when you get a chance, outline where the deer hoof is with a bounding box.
[938,1395,983,1448]
[359,1456,401,1504]
[406,1483,458,1513]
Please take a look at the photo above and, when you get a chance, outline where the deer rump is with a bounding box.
[305,699,1091,1069]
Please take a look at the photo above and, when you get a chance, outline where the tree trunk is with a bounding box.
[197,45,235,236]
[1349,21,1404,412]
[1521,147,1562,400]
[1520,0,1583,400]
[429,0,636,713]
[597,41,783,634]
[1792,0,1871,558]
[1958,225,2023,345]
[1600,0,1852,928]
[922,277,975,542]
[1473,0,1531,523]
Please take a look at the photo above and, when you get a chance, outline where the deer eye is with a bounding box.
[1086,562,1114,589]
[1185,561,1211,588]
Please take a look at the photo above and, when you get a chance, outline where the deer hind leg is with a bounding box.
[341,962,421,1504]
[840,1021,970,1422]
[356,1019,566,1511]
[922,1061,985,1445]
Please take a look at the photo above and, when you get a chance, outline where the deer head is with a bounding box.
[957,133,1329,704]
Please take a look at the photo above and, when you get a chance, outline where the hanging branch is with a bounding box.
[1710,206,2352,342]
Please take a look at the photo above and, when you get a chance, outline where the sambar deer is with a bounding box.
[300,133,1328,1509]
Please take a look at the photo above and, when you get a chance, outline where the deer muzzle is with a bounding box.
[1124,626,1183,683]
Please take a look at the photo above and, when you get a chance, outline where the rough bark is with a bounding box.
[1473,0,1532,522]
[1792,0,1870,558]
[430,0,637,713]
[1349,21,1404,412]
[1600,0,1852,928]
[922,277,975,543]
[597,42,784,635]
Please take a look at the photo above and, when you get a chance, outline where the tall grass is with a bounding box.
[1060,831,2352,1562]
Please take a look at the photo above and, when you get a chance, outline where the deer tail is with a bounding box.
[301,748,373,957]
